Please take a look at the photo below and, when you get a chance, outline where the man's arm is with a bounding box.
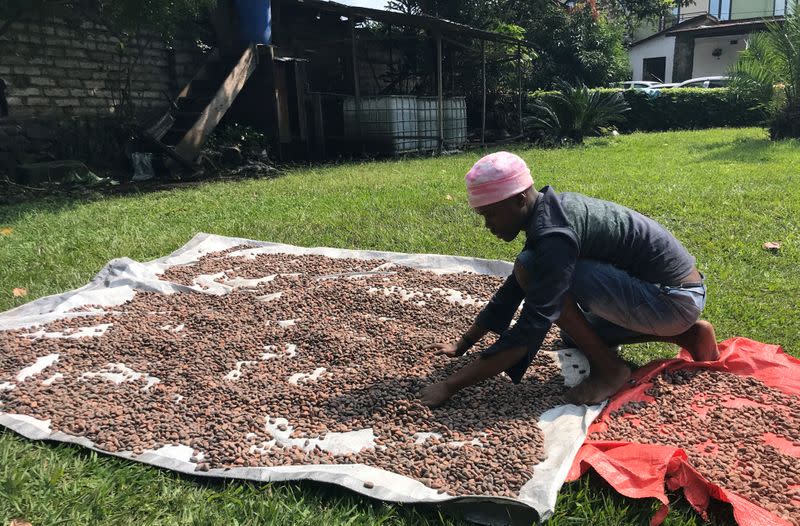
[430,322,491,357]
[418,345,528,407]
[430,273,526,357]
[419,234,579,407]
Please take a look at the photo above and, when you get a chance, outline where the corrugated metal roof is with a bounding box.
[282,0,534,46]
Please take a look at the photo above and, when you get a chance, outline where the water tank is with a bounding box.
[235,0,271,44]
[344,96,419,154]
[416,97,438,152]
[443,97,467,149]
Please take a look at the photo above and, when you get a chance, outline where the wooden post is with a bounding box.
[312,92,325,158]
[481,40,486,147]
[351,19,362,147]
[436,33,443,153]
[517,43,523,136]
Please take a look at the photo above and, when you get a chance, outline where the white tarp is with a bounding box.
[0,233,603,524]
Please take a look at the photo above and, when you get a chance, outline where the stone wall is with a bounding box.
[0,16,206,173]
[0,17,204,118]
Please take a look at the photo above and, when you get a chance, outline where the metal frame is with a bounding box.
[272,0,535,154]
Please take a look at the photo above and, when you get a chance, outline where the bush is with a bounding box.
[527,88,766,133]
[525,81,630,144]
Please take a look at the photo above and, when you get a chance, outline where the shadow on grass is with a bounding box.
[0,167,288,222]
[693,137,779,164]
[555,471,736,526]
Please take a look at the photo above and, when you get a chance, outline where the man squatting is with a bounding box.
[419,152,719,407]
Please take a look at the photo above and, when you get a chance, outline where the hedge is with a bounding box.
[527,88,766,133]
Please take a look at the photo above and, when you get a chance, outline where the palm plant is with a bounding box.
[525,80,629,144]
[729,1,800,139]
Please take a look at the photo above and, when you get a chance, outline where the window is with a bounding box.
[775,0,787,16]
[642,57,667,83]
[709,0,731,20]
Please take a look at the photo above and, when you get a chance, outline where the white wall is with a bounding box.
[629,35,675,82]
[691,34,747,77]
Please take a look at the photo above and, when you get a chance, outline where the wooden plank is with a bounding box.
[295,61,309,141]
[274,60,292,144]
[133,125,195,171]
[312,92,325,158]
[351,20,362,143]
[178,48,221,99]
[174,45,258,162]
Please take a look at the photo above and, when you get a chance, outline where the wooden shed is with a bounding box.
[147,0,532,164]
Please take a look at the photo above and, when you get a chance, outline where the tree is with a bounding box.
[524,2,630,89]
[728,2,800,139]
[385,1,631,89]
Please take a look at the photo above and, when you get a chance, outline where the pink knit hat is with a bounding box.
[465,152,533,208]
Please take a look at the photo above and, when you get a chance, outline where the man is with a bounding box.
[418,151,718,407]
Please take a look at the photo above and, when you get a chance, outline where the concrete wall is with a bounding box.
[692,34,747,77]
[629,36,676,82]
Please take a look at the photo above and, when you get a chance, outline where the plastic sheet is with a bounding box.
[0,233,605,524]
[567,337,800,526]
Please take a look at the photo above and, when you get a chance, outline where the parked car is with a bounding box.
[641,82,679,96]
[648,83,679,90]
[674,76,730,88]
[616,81,659,90]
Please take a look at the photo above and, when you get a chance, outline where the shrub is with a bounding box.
[525,81,630,143]
[527,88,765,133]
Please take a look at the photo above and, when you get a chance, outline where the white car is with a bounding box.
[674,76,730,88]
[641,82,679,95]
[617,81,659,89]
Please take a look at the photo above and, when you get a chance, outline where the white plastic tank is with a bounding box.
[416,96,438,152]
[443,96,467,149]
[343,95,418,154]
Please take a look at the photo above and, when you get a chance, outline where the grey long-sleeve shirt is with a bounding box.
[476,186,696,383]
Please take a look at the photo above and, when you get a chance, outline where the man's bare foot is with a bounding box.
[565,363,631,405]
[674,320,719,361]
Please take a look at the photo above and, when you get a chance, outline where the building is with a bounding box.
[628,0,790,83]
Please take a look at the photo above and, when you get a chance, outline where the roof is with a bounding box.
[629,14,715,47]
[281,0,534,45]
[666,15,785,38]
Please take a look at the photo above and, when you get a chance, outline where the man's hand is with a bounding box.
[428,341,465,358]
[418,381,454,407]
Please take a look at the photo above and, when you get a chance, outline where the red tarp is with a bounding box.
[567,337,800,526]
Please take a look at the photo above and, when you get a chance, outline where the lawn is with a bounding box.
[1,127,798,525]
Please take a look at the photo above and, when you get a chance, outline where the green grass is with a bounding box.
[1,127,798,524]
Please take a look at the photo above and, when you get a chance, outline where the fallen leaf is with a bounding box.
[0,227,12,236]
[12,287,27,297]
[762,241,781,251]
[10,520,33,526]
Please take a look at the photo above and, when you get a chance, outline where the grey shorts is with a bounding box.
[564,259,707,345]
